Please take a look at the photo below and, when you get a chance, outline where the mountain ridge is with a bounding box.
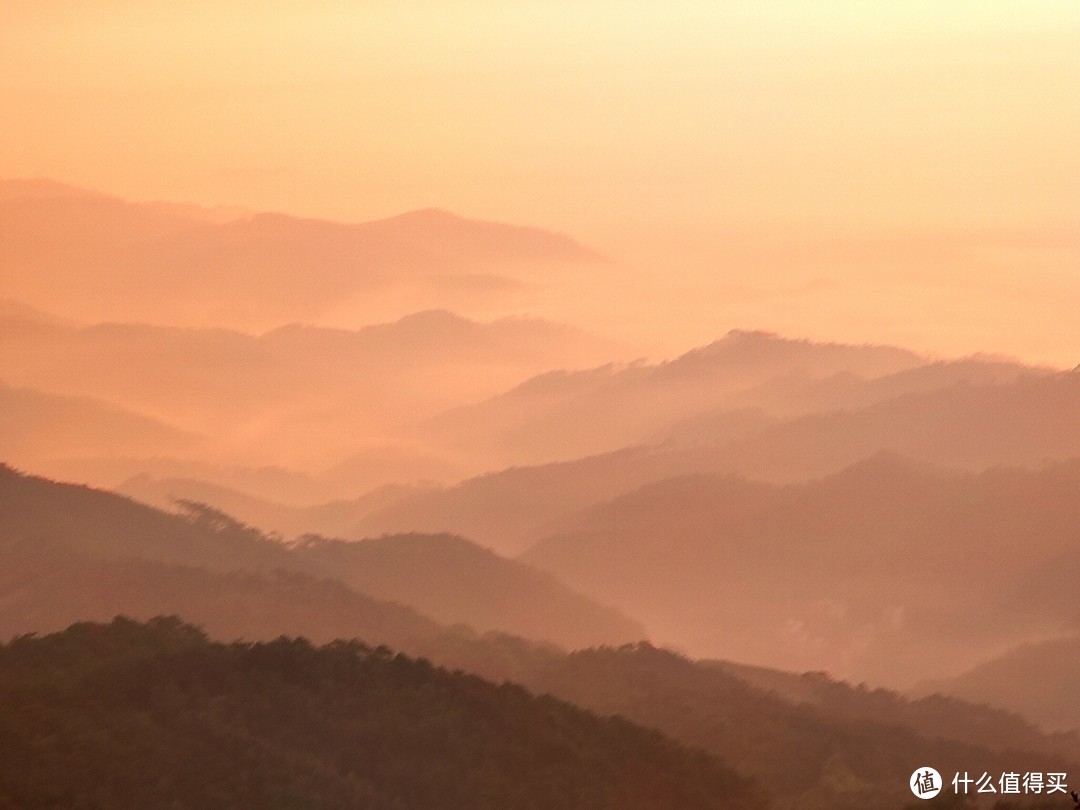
[0,464,644,651]
[0,178,604,328]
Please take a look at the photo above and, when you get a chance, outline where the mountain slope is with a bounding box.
[0,180,601,327]
[356,370,1080,554]
[0,381,201,466]
[915,636,1080,733]
[0,617,764,810]
[0,464,300,574]
[4,468,1077,808]
[4,617,1074,810]
[117,473,416,538]
[523,456,1080,684]
[350,447,681,555]
[421,330,928,466]
[657,357,1045,447]
[519,644,1078,810]
[0,466,644,651]
[706,368,1079,481]
[0,538,452,652]
[0,306,621,474]
[294,533,644,649]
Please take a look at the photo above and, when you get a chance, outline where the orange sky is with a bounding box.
[2,1,1078,365]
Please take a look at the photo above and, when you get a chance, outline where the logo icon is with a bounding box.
[911,767,942,799]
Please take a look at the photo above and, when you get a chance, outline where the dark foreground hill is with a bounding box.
[4,466,1078,808]
[515,643,1078,810]
[2,620,1072,810]
[0,617,764,810]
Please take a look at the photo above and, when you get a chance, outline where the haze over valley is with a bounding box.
[3,2,1077,806]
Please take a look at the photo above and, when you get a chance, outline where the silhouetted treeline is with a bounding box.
[0,617,764,810]
[3,465,1078,809]
[517,644,1079,810]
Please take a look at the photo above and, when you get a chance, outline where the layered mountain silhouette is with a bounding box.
[355,369,1079,554]
[118,473,417,537]
[4,466,1079,808]
[522,455,1080,684]
[0,179,602,328]
[657,356,1047,446]
[915,635,1080,733]
[0,617,764,810]
[0,465,641,650]
[0,304,621,481]
[420,329,928,466]
[710,655,1079,745]
[518,643,1078,809]
[421,330,1053,468]
[0,381,201,469]
[5,617,1073,810]
[1,540,453,654]
[61,457,348,508]
[293,533,643,649]
[3,176,1076,809]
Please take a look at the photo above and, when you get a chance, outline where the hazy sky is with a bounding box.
[3,1,1078,363]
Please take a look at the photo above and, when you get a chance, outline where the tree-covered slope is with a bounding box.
[521,644,1079,810]
[0,617,764,810]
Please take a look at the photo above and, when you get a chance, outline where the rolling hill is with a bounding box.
[0,538,452,652]
[0,304,622,478]
[0,381,202,468]
[420,329,930,467]
[522,455,1080,684]
[914,636,1080,733]
[117,473,416,537]
[293,532,644,649]
[0,179,602,328]
[518,643,1078,810]
[0,465,643,651]
[354,370,1080,554]
[0,617,764,810]
[3,468,1077,808]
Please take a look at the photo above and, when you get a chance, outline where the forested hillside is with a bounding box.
[0,617,764,810]
[517,644,1079,810]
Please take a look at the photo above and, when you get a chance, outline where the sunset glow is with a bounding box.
[4,1,1077,363]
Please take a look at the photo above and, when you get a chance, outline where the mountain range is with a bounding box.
[344,369,1079,555]
[0,303,622,481]
[914,635,1080,734]
[522,455,1080,685]
[0,465,639,651]
[3,465,1077,808]
[0,617,764,810]
[0,179,601,329]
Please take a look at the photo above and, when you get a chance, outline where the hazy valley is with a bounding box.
[2,178,1077,809]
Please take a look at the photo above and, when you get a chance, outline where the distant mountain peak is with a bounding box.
[393,309,473,328]
[723,329,783,342]
[363,206,605,263]
[388,207,465,224]
[0,177,112,202]
[827,450,953,482]
[0,299,75,327]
